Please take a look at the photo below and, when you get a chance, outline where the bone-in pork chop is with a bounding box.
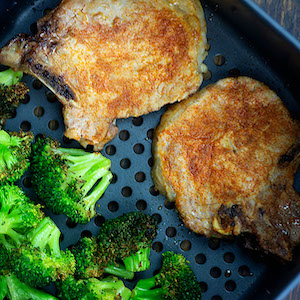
[0,0,207,150]
[152,77,300,260]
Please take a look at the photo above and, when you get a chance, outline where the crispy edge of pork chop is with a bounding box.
[152,77,300,260]
[0,0,208,150]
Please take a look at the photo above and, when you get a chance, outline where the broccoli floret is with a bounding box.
[0,274,58,300]
[0,244,9,272]
[98,212,157,273]
[0,184,44,249]
[71,237,134,280]
[0,68,29,128]
[10,217,75,288]
[56,276,131,300]
[31,136,112,224]
[131,252,202,300]
[0,130,33,184]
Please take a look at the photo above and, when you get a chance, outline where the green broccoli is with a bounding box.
[0,184,44,250]
[131,252,202,300]
[0,68,29,128]
[56,276,131,300]
[0,130,33,184]
[10,217,75,288]
[71,212,157,280]
[98,212,157,273]
[31,136,112,224]
[1,274,58,300]
[70,237,134,280]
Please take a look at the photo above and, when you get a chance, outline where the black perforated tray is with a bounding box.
[1,1,300,299]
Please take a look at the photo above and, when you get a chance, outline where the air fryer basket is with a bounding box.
[1,0,300,299]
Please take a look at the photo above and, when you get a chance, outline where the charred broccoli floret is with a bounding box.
[56,276,131,300]
[71,212,157,280]
[0,68,29,128]
[0,130,33,184]
[10,217,75,288]
[98,212,157,273]
[71,237,134,280]
[1,274,58,300]
[131,252,202,300]
[0,184,44,250]
[31,136,112,224]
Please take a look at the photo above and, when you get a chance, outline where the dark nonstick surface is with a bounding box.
[1,0,300,299]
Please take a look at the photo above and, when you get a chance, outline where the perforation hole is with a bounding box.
[225,280,236,292]
[20,94,30,104]
[164,201,175,209]
[208,238,220,250]
[148,157,154,167]
[238,265,250,277]
[199,282,208,293]
[152,213,162,224]
[111,173,117,184]
[132,116,143,126]
[119,130,129,141]
[46,91,57,103]
[32,79,43,89]
[86,145,94,152]
[195,253,206,264]
[30,22,38,34]
[120,158,131,169]
[94,215,105,227]
[63,135,73,144]
[66,218,77,228]
[81,230,92,238]
[20,121,31,132]
[147,129,154,139]
[152,242,163,253]
[149,185,159,196]
[228,68,241,77]
[105,145,116,156]
[224,252,235,263]
[210,267,221,278]
[43,7,52,16]
[133,143,144,154]
[35,134,44,141]
[166,227,176,237]
[214,54,225,66]
[48,120,59,131]
[136,200,147,211]
[211,296,222,300]
[22,177,32,188]
[180,240,191,251]
[121,186,132,197]
[33,106,44,117]
[135,172,145,182]
[203,70,212,81]
[108,201,119,212]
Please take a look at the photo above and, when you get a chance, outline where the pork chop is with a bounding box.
[0,0,207,150]
[152,77,300,260]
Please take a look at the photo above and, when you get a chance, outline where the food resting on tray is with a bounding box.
[0,0,208,150]
[152,76,300,261]
[0,68,29,129]
[30,136,112,224]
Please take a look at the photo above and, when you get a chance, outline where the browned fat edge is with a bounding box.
[28,59,75,101]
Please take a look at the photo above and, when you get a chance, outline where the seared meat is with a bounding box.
[152,77,300,260]
[0,0,207,150]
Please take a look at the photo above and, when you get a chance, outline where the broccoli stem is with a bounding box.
[6,274,58,300]
[131,276,167,300]
[27,218,61,257]
[0,69,23,86]
[0,276,8,300]
[123,247,151,273]
[104,263,134,280]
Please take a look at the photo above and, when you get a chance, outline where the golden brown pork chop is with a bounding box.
[152,77,300,260]
[0,0,207,150]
